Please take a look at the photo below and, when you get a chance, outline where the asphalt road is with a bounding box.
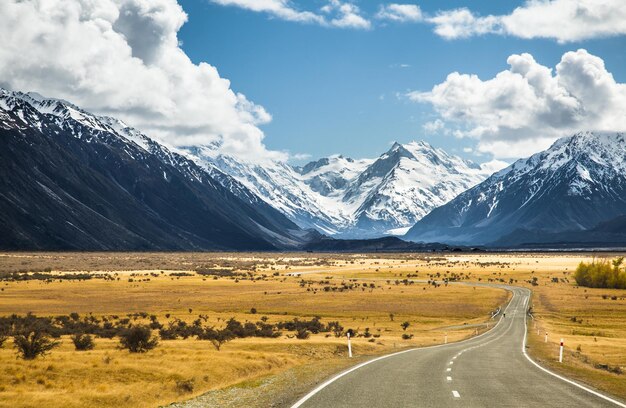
[293,286,625,408]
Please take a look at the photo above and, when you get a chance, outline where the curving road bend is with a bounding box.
[292,286,626,408]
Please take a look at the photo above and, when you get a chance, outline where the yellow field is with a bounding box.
[0,253,507,408]
[1,252,624,407]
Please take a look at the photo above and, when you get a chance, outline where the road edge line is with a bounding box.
[522,291,626,408]
[290,287,516,408]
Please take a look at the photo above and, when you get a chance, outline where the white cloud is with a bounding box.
[0,0,285,163]
[426,0,626,42]
[428,8,500,39]
[210,0,324,24]
[422,119,445,133]
[376,4,422,22]
[409,49,626,159]
[479,159,509,174]
[322,0,371,29]
[211,0,370,29]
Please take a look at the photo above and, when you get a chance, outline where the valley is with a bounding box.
[1,252,624,407]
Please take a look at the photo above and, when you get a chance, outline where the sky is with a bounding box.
[1,0,625,165]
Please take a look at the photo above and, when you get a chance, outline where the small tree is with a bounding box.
[199,327,234,351]
[401,321,410,331]
[13,327,60,360]
[119,325,158,353]
[72,333,95,351]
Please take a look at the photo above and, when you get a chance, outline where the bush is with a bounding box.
[295,328,310,339]
[72,333,95,351]
[13,326,60,360]
[198,327,234,351]
[574,258,626,289]
[175,379,195,394]
[402,333,414,340]
[119,325,158,353]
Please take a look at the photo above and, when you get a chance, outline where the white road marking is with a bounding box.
[449,361,454,365]
[291,285,517,408]
[446,368,452,372]
[521,290,626,408]
[446,376,452,381]
[452,390,461,398]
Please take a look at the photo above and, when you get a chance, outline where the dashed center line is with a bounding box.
[452,390,461,398]
[449,361,454,365]
[446,376,452,381]
[446,368,452,372]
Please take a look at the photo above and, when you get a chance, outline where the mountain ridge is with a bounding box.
[405,131,626,245]
[0,88,309,250]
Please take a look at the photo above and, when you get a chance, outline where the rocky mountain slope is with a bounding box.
[0,89,310,250]
[189,141,497,237]
[405,132,626,245]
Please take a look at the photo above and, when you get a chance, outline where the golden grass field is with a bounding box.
[0,252,625,407]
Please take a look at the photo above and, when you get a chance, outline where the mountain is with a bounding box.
[405,131,626,246]
[0,89,310,250]
[189,141,495,238]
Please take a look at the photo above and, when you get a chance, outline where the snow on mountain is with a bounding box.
[0,88,308,250]
[188,140,499,238]
[405,131,626,245]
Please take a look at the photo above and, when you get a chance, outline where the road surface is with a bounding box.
[292,286,625,408]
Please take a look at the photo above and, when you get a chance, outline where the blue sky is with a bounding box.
[2,0,624,165]
[177,0,626,163]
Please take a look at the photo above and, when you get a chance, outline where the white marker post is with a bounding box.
[559,339,564,363]
[445,332,448,344]
[347,332,352,358]
[545,332,548,343]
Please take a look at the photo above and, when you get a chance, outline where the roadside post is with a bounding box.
[346,329,353,358]
[545,332,548,343]
[445,332,448,344]
[559,339,564,363]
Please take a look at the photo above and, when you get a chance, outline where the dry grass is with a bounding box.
[0,252,507,408]
[2,252,624,406]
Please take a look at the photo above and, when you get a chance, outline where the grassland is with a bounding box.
[0,252,507,408]
[0,252,624,407]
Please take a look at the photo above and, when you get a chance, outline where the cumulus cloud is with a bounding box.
[408,49,626,158]
[0,0,285,162]
[211,0,370,29]
[376,4,422,22]
[426,0,626,42]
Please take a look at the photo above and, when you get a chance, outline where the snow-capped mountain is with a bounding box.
[0,88,310,250]
[405,131,626,245]
[189,140,498,237]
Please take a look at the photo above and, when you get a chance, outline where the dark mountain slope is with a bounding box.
[0,90,304,250]
[405,132,626,245]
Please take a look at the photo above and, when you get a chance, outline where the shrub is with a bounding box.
[119,325,158,353]
[402,333,414,340]
[401,321,410,331]
[13,327,60,360]
[175,379,195,394]
[574,258,626,289]
[199,327,234,351]
[295,328,310,339]
[72,333,95,351]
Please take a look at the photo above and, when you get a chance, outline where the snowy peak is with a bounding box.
[197,138,496,238]
[406,131,626,245]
